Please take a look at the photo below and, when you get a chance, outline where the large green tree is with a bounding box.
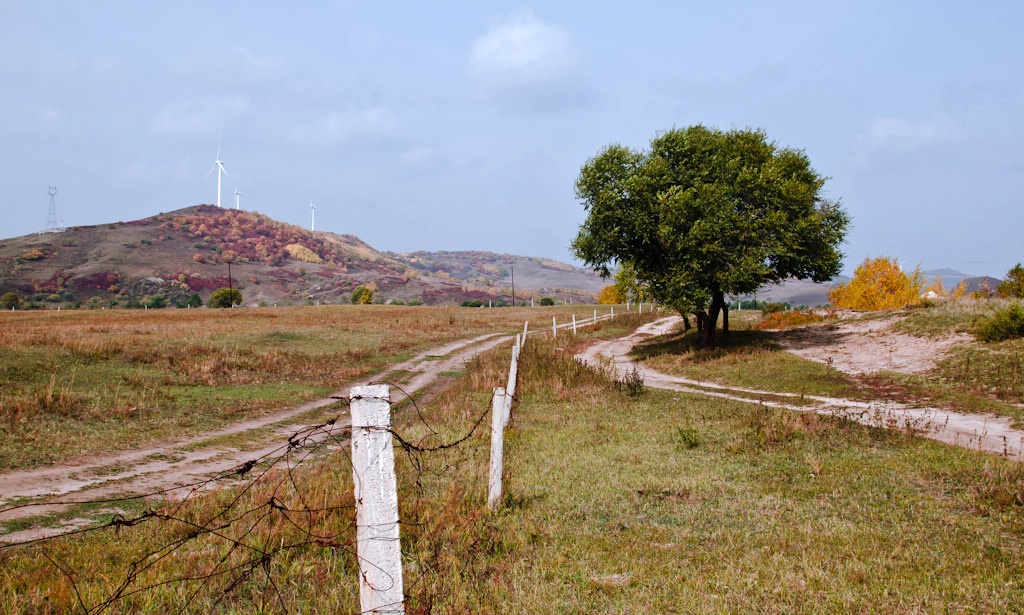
[571,125,849,347]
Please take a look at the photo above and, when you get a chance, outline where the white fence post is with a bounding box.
[552,316,557,337]
[488,387,507,510]
[350,385,405,615]
[593,309,597,325]
[504,347,518,428]
[572,314,577,335]
[611,306,614,318]
[522,321,529,342]
[639,301,643,314]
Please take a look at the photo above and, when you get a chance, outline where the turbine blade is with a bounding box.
[205,164,217,178]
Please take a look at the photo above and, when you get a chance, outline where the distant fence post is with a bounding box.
[611,306,614,318]
[488,387,507,510]
[552,316,557,337]
[639,301,643,314]
[350,385,405,615]
[572,314,577,335]
[593,309,597,325]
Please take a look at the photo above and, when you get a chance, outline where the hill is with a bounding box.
[0,206,604,307]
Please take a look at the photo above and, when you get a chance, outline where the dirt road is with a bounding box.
[0,330,517,537]
[577,316,1024,459]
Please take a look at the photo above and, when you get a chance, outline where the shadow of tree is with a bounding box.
[630,327,782,364]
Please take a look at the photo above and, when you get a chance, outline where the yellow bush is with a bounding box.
[285,244,323,264]
[828,256,924,310]
[597,284,626,304]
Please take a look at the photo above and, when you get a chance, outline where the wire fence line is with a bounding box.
[0,309,641,614]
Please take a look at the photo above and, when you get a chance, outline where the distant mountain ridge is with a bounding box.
[0,205,604,307]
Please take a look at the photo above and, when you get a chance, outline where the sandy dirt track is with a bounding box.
[577,316,1024,460]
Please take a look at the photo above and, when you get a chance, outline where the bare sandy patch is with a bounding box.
[772,316,971,375]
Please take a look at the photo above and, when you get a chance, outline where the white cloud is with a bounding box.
[468,10,580,91]
[858,115,957,152]
[150,96,249,137]
[288,106,399,146]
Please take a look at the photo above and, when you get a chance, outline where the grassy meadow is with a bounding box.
[1,312,1022,613]
[0,304,617,470]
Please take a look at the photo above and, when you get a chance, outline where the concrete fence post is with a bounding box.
[639,301,643,314]
[522,321,529,341]
[552,316,557,337]
[611,307,614,318]
[593,309,597,325]
[350,385,405,615]
[488,387,507,510]
[504,348,517,428]
[572,314,577,335]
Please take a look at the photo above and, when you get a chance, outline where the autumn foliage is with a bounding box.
[597,284,625,304]
[828,256,924,310]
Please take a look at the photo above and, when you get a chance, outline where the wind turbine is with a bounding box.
[234,188,241,210]
[309,200,317,231]
[205,144,227,207]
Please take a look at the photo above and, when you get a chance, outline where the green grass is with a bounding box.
[633,327,863,399]
[895,297,1016,338]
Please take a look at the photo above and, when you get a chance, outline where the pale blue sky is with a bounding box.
[2,1,1021,276]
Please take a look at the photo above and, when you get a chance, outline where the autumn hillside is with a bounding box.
[0,206,602,307]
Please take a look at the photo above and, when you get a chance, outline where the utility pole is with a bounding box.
[510,265,515,307]
[228,261,233,294]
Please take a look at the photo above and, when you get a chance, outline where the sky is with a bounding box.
[1,1,1022,277]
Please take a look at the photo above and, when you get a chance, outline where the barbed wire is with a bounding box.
[1,377,504,614]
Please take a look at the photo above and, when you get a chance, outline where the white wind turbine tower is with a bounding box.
[309,200,317,231]
[234,188,241,210]
[205,144,228,207]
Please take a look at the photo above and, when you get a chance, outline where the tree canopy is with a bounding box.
[998,263,1024,299]
[571,125,849,347]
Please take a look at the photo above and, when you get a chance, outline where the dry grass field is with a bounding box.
[0,304,614,470]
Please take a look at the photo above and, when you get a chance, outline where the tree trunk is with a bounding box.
[722,302,729,337]
[696,310,711,348]
[699,292,727,349]
[682,315,691,331]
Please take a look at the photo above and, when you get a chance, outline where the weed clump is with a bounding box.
[615,364,644,397]
[976,303,1024,342]
[675,427,700,449]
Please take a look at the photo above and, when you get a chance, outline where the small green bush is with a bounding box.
[209,288,243,308]
[540,297,555,306]
[0,292,21,309]
[407,298,423,306]
[351,286,373,305]
[976,304,1024,342]
[461,300,483,307]
[760,302,788,315]
[998,263,1024,298]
